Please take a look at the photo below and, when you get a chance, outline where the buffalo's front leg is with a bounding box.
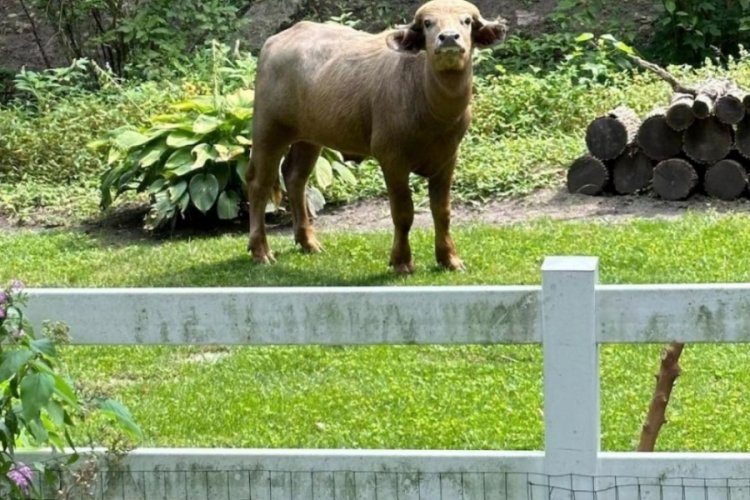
[383,170,415,274]
[429,166,464,271]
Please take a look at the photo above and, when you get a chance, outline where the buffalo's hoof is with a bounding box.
[250,250,276,264]
[391,261,415,275]
[298,237,324,254]
[439,256,465,272]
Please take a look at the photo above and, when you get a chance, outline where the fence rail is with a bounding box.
[19,256,750,499]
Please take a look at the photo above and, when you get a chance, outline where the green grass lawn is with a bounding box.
[2,212,750,452]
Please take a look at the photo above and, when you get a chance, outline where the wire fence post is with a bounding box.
[542,256,600,497]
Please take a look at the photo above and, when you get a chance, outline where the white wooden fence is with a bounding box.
[17,256,750,499]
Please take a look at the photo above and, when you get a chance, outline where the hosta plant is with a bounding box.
[95,89,357,230]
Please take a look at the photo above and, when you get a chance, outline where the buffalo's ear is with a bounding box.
[386,22,425,52]
[472,16,508,48]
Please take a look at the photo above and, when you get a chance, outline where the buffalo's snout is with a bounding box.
[436,30,465,53]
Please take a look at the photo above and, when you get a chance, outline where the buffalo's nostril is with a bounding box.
[438,31,461,44]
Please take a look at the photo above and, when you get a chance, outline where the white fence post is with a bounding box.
[542,256,600,483]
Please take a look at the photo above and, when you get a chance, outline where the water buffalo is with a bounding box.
[247,0,507,273]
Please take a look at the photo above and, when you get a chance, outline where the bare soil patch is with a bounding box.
[4,189,750,243]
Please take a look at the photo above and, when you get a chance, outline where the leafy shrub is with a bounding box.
[25,0,245,78]
[0,281,141,497]
[97,89,357,229]
[647,0,750,65]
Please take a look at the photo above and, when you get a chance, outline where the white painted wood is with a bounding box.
[597,284,750,343]
[542,256,600,476]
[24,287,540,345]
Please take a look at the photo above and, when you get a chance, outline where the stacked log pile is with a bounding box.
[568,78,750,201]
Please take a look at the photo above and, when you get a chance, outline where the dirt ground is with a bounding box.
[4,188,750,240]
[314,188,750,233]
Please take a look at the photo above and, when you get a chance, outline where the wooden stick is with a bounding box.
[637,342,685,451]
[626,54,696,95]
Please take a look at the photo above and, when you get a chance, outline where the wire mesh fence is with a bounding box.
[27,469,750,500]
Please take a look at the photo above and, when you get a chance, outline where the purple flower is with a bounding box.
[10,280,24,293]
[0,291,6,305]
[7,462,32,494]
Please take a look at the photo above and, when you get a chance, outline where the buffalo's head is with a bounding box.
[387,0,507,72]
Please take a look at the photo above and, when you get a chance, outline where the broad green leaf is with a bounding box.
[314,156,333,190]
[209,163,231,190]
[148,178,167,194]
[29,338,56,357]
[217,190,241,220]
[191,143,217,170]
[214,143,245,161]
[164,148,193,171]
[167,130,203,148]
[236,155,250,187]
[46,400,65,428]
[113,130,151,151]
[139,141,169,167]
[86,139,109,151]
[615,41,634,55]
[97,399,143,440]
[168,180,188,202]
[177,191,190,213]
[665,0,676,13]
[189,173,220,213]
[322,148,344,163]
[53,374,77,406]
[575,32,594,42]
[333,162,357,185]
[306,186,326,217]
[20,372,55,420]
[235,136,252,146]
[192,115,223,134]
[172,97,214,113]
[0,350,34,380]
[107,148,123,166]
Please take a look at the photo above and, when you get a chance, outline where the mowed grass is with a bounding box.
[2,212,750,451]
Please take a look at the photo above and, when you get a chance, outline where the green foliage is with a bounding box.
[97,89,255,229]
[0,281,141,498]
[26,0,246,78]
[647,0,750,65]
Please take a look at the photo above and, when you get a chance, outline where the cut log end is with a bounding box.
[567,155,609,196]
[736,115,750,159]
[666,93,695,131]
[585,106,640,161]
[683,117,733,164]
[653,159,698,201]
[638,112,683,161]
[612,150,653,195]
[715,94,745,125]
[704,159,748,201]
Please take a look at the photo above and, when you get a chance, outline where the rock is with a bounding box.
[239,0,308,52]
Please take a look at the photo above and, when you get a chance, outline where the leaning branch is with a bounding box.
[637,342,685,451]
[627,54,697,96]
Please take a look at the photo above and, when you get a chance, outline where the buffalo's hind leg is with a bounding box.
[247,129,289,264]
[282,142,324,253]
[429,164,464,271]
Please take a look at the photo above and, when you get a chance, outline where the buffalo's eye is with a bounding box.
[423,19,433,28]
[463,17,472,25]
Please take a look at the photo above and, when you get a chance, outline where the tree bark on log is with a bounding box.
[612,149,653,195]
[567,155,609,195]
[666,93,695,131]
[638,343,685,452]
[735,115,750,159]
[692,79,732,119]
[637,108,683,161]
[715,91,746,125]
[683,117,733,164]
[585,106,641,160]
[704,159,748,200]
[653,158,698,200]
